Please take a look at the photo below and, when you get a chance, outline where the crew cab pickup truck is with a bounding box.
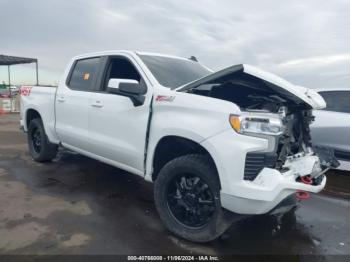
[20,51,339,242]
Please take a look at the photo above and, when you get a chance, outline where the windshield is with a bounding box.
[138,54,211,89]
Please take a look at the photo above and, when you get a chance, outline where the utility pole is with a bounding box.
[35,60,39,86]
[7,65,12,111]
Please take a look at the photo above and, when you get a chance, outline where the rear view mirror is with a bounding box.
[107,78,146,106]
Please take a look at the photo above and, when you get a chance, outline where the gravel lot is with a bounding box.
[0,114,349,257]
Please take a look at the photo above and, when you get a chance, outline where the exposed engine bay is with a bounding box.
[183,71,339,176]
[185,71,311,113]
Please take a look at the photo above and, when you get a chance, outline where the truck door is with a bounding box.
[55,57,102,151]
[88,56,151,175]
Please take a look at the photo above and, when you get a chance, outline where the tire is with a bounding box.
[154,154,233,242]
[27,118,58,162]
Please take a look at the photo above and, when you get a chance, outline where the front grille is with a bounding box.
[244,152,277,181]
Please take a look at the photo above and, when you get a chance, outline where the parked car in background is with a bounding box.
[0,89,11,98]
[10,86,20,95]
[311,88,350,171]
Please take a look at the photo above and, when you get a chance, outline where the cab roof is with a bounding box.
[72,50,190,61]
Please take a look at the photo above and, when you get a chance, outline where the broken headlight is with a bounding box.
[230,114,284,136]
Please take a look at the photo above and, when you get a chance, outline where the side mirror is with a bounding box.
[107,78,146,106]
[107,79,140,94]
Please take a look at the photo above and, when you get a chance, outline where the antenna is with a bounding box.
[189,56,198,62]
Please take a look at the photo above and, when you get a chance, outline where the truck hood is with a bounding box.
[177,64,326,110]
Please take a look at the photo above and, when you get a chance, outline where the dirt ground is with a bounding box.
[0,113,349,257]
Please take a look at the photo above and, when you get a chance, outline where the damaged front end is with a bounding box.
[179,64,339,185]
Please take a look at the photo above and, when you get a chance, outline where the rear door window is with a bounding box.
[319,91,350,113]
[68,57,101,91]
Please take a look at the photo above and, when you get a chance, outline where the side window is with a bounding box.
[104,58,143,90]
[68,57,100,91]
[319,91,350,113]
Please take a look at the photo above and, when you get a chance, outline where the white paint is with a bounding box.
[20,50,328,216]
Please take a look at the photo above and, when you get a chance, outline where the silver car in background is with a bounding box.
[311,88,350,171]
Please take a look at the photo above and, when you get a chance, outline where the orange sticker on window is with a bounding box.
[83,73,90,80]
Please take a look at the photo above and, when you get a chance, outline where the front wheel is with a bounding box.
[27,118,58,162]
[154,154,233,242]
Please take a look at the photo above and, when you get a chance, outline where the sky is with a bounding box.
[0,0,349,88]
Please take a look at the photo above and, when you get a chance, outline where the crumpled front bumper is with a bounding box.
[220,154,327,215]
[200,129,334,216]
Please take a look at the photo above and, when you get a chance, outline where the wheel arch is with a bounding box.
[24,107,59,144]
[151,135,220,187]
[26,108,42,129]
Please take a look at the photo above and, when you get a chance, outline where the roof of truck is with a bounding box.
[72,50,189,61]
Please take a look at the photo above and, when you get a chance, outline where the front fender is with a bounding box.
[144,90,241,181]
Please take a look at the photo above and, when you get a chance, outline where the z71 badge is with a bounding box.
[20,86,32,96]
[155,95,175,102]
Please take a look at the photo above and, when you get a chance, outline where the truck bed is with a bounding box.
[20,85,58,143]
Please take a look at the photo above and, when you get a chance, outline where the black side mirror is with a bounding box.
[119,81,142,95]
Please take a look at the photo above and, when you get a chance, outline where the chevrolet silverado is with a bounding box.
[20,51,338,242]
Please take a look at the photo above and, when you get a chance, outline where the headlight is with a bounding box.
[229,114,284,136]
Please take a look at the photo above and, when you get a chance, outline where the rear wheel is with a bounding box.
[28,118,58,162]
[154,154,233,242]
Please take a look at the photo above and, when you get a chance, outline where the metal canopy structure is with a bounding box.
[0,54,39,87]
[0,55,37,65]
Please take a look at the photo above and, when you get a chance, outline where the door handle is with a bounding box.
[57,96,66,102]
[91,101,103,108]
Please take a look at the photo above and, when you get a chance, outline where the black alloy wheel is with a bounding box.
[27,118,58,162]
[154,154,234,242]
[31,127,42,153]
[167,173,216,228]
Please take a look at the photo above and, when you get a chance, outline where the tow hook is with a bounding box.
[296,175,312,200]
[296,191,310,200]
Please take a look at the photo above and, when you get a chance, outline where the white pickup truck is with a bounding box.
[20,51,338,242]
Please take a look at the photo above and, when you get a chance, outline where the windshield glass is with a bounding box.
[138,54,211,89]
